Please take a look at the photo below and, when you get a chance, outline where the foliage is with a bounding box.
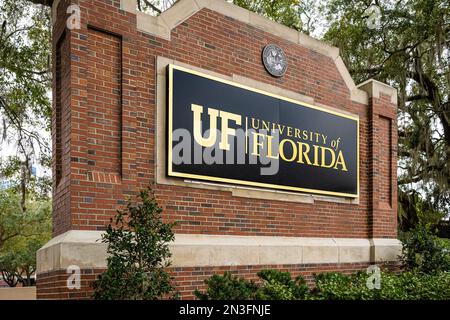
[0,253,20,287]
[0,238,46,287]
[0,190,51,287]
[197,268,450,300]
[400,224,450,274]
[195,269,309,300]
[92,188,176,300]
[0,190,51,251]
[312,271,373,300]
[232,0,303,31]
[313,271,450,300]
[255,269,309,300]
[195,272,259,300]
[398,190,446,231]
[136,0,176,15]
[0,0,51,168]
[0,3,52,268]
[320,0,450,227]
[136,0,321,34]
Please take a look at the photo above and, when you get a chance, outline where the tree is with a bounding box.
[0,0,52,288]
[0,190,51,286]
[92,188,176,300]
[135,0,312,33]
[233,0,303,31]
[0,0,52,225]
[321,0,450,229]
[0,190,51,248]
[0,0,51,167]
[137,0,176,14]
[14,238,44,286]
[0,253,20,287]
[0,238,45,287]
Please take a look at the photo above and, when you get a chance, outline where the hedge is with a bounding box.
[195,269,450,300]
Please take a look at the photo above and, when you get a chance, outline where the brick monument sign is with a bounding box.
[36,0,400,299]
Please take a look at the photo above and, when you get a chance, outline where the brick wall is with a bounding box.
[42,0,398,299]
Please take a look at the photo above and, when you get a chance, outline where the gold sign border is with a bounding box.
[167,64,360,198]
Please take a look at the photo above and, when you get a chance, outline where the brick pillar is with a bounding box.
[37,0,140,299]
[358,80,398,260]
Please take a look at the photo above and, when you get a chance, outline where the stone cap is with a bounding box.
[358,79,398,105]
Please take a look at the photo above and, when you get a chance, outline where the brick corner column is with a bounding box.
[358,80,400,263]
[36,0,139,300]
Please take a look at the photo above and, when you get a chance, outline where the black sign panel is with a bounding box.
[167,64,359,197]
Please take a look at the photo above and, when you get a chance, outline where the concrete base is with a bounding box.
[37,230,402,274]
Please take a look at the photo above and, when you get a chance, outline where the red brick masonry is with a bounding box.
[38,0,399,299]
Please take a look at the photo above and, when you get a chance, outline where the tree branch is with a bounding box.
[140,0,162,14]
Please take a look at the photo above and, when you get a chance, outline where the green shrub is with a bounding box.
[92,188,176,300]
[195,269,310,300]
[400,271,450,299]
[313,270,450,300]
[195,272,259,300]
[195,265,450,300]
[312,272,375,300]
[400,224,450,274]
[255,270,310,300]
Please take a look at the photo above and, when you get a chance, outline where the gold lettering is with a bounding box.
[287,126,293,137]
[321,147,335,168]
[251,118,260,130]
[279,139,297,162]
[334,151,348,171]
[297,142,312,165]
[314,132,320,143]
[251,132,265,156]
[313,145,320,166]
[302,131,309,141]
[219,110,242,151]
[191,104,218,147]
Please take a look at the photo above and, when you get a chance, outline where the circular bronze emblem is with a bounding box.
[262,44,288,77]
